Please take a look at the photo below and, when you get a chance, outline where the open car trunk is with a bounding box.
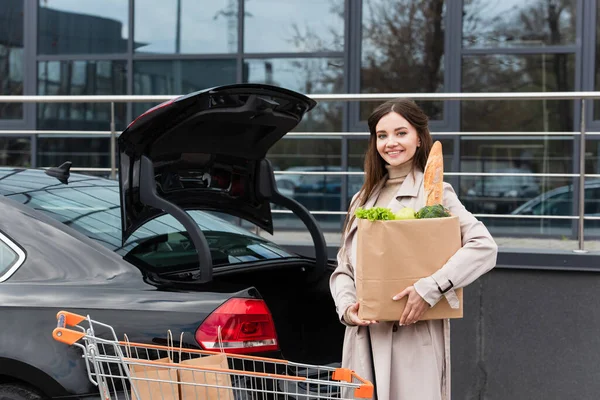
[157,259,344,366]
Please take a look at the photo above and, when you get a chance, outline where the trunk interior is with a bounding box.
[212,260,344,366]
[167,260,345,366]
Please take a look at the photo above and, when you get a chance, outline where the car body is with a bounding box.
[0,84,344,400]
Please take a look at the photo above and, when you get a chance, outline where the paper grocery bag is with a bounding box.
[178,353,234,400]
[356,216,463,321]
[129,358,180,400]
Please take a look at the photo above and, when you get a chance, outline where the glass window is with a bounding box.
[0,0,24,119]
[133,59,237,117]
[0,232,22,282]
[135,0,238,54]
[268,138,341,173]
[38,0,128,55]
[460,137,573,215]
[37,60,127,131]
[244,0,344,53]
[585,139,600,175]
[462,0,577,48]
[361,0,446,121]
[269,138,344,215]
[0,138,31,167]
[37,137,110,172]
[595,4,600,120]
[244,58,344,131]
[461,54,575,132]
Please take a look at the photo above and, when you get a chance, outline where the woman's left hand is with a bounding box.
[393,286,430,325]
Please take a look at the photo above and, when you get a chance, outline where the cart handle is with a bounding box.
[332,368,375,399]
[52,311,86,345]
[56,310,86,327]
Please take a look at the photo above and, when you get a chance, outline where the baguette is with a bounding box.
[424,141,444,206]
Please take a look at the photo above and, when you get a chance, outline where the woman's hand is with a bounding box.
[344,302,378,326]
[393,286,430,325]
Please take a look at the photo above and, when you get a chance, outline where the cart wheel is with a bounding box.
[0,384,45,400]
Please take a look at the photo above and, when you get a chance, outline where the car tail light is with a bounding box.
[195,298,279,354]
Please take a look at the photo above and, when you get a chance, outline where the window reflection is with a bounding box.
[244,0,344,53]
[133,59,237,117]
[244,58,344,132]
[462,0,576,48]
[37,60,127,130]
[461,54,575,132]
[268,138,344,215]
[595,4,600,120]
[38,0,128,54]
[37,137,110,171]
[586,139,600,176]
[361,0,445,121]
[459,137,573,215]
[0,138,30,167]
[0,0,24,119]
[135,0,238,53]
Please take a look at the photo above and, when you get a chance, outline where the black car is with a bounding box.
[0,85,344,400]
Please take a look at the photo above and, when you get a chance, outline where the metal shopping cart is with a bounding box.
[52,311,374,400]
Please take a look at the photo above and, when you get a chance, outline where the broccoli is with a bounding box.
[415,204,451,219]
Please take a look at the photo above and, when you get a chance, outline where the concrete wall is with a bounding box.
[452,268,600,400]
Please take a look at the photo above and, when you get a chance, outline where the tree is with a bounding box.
[361,0,445,119]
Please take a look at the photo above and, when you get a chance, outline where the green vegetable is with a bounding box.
[395,207,416,220]
[355,207,397,221]
[355,204,450,221]
[415,204,451,219]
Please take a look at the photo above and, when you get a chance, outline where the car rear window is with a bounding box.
[1,177,295,270]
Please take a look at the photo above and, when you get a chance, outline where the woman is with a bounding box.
[330,99,498,400]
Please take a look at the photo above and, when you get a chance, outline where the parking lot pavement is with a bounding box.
[259,230,600,253]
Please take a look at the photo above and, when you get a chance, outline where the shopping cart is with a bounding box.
[52,311,374,400]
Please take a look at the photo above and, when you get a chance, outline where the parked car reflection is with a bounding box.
[290,167,364,212]
[505,180,600,237]
[463,168,540,214]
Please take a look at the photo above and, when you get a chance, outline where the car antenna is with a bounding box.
[45,161,72,184]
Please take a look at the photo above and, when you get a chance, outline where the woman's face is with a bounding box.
[375,112,421,167]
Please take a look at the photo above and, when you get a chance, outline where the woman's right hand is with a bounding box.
[344,302,378,326]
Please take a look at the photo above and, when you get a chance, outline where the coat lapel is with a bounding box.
[388,168,425,213]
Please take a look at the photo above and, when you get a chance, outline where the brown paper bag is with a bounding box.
[178,353,234,400]
[129,358,180,400]
[356,215,463,321]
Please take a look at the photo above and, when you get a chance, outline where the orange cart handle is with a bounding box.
[53,311,87,345]
[56,310,86,327]
[332,368,374,399]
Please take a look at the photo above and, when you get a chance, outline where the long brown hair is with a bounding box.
[342,99,433,235]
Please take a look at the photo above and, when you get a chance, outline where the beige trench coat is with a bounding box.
[330,168,498,400]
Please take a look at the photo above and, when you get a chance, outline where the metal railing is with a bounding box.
[1,91,600,253]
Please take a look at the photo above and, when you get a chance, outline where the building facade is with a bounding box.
[1,0,600,238]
